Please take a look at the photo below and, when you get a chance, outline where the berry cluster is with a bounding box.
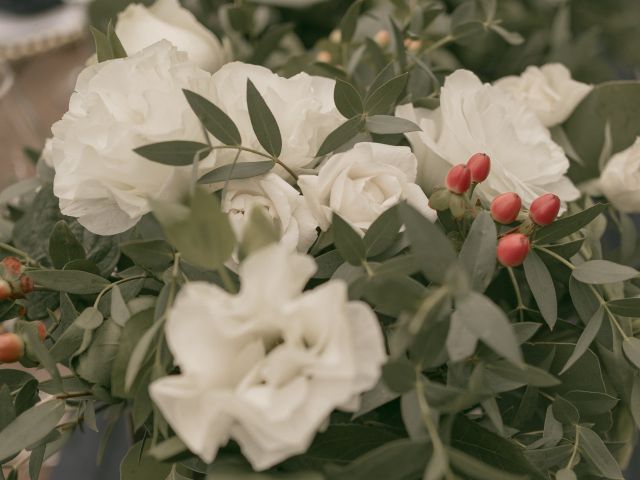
[0,321,45,363]
[0,256,35,301]
[428,154,562,268]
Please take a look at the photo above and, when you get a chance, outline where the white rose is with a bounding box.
[298,142,436,232]
[206,62,344,176]
[149,244,386,470]
[599,137,640,213]
[396,70,580,208]
[222,173,318,252]
[51,41,215,235]
[495,63,592,127]
[115,0,229,72]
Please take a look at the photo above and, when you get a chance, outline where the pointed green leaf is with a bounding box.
[572,260,637,284]
[246,79,282,157]
[333,213,366,266]
[134,141,211,166]
[524,250,557,329]
[577,426,624,479]
[28,270,109,294]
[107,21,127,59]
[197,161,274,184]
[316,115,364,157]
[49,220,86,270]
[559,307,604,374]
[183,89,241,146]
[364,73,409,115]
[339,0,363,44]
[534,203,607,244]
[363,205,401,257]
[334,79,363,118]
[607,298,640,317]
[89,26,112,63]
[365,115,420,134]
[239,207,281,259]
[459,211,497,292]
[623,337,640,369]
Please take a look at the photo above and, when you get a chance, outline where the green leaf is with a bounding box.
[147,436,188,462]
[534,203,607,244]
[364,73,409,115]
[0,386,15,431]
[239,207,280,259]
[365,115,420,134]
[28,444,46,480]
[74,307,104,330]
[459,211,497,292]
[622,337,640,369]
[197,161,274,184]
[28,270,109,294]
[363,205,401,257]
[125,319,164,391]
[152,189,235,271]
[316,115,365,157]
[559,307,604,374]
[246,79,282,157]
[23,325,62,392]
[486,360,560,388]
[607,298,640,317]
[523,250,557,329]
[49,221,86,270]
[121,240,174,271]
[490,25,524,45]
[106,21,127,59]
[89,26,112,63]
[339,0,363,44]
[110,286,130,327]
[564,390,618,416]
[447,448,527,480]
[76,319,122,386]
[572,260,637,284]
[577,426,624,479]
[333,214,366,266]
[382,358,415,394]
[631,376,640,428]
[134,141,211,166]
[248,23,294,65]
[455,292,523,365]
[183,89,241,146]
[120,441,172,480]
[0,400,65,462]
[334,79,363,118]
[398,203,457,284]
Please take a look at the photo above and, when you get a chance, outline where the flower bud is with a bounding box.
[446,164,471,194]
[316,51,332,63]
[1,256,23,278]
[36,321,46,342]
[0,279,11,301]
[491,192,522,224]
[407,39,422,52]
[467,153,491,183]
[329,29,342,43]
[428,188,451,211]
[374,30,391,47]
[0,333,24,363]
[529,193,561,226]
[497,233,530,267]
[19,275,34,296]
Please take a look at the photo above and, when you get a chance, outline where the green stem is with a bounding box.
[507,267,525,322]
[0,242,40,267]
[425,34,455,53]
[535,246,575,270]
[566,425,580,469]
[207,145,298,180]
[93,274,147,308]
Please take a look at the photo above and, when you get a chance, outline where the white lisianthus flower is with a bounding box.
[222,174,318,252]
[51,41,215,235]
[298,142,436,233]
[599,137,640,213]
[396,70,580,207]
[207,62,344,176]
[494,63,592,127]
[149,244,386,471]
[115,0,229,72]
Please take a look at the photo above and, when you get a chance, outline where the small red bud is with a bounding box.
[446,164,471,194]
[19,275,34,296]
[467,153,491,183]
[0,333,24,363]
[1,257,22,277]
[497,234,531,267]
[0,280,11,301]
[530,194,561,226]
[491,192,522,224]
[36,322,46,342]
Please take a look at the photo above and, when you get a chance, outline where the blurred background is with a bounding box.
[0,0,638,478]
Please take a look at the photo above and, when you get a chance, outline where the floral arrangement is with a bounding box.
[1,0,639,479]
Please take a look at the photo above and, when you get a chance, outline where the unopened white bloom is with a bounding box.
[207,62,344,176]
[51,41,214,235]
[396,70,580,207]
[150,244,386,470]
[599,137,640,213]
[495,63,592,127]
[115,0,229,72]
[298,142,436,232]
[223,174,318,252]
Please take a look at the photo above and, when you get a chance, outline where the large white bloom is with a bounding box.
[599,137,640,213]
[207,62,344,176]
[115,0,229,72]
[149,244,386,470]
[298,142,436,233]
[396,70,580,207]
[494,63,592,127]
[51,41,214,235]
[223,174,318,252]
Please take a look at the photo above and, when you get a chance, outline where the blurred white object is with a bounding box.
[250,0,329,8]
[0,3,87,60]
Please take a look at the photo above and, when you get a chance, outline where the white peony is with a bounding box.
[115,0,229,72]
[494,63,592,128]
[222,173,318,252]
[599,137,640,213]
[206,62,344,176]
[396,70,580,207]
[298,142,436,233]
[51,41,215,235]
[149,244,386,470]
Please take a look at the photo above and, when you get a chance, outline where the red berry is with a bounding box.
[36,322,46,342]
[0,333,24,363]
[497,234,530,267]
[0,280,11,301]
[491,192,522,224]
[530,194,561,226]
[1,257,22,277]
[19,275,34,296]
[446,164,472,194]
[467,153,491,183]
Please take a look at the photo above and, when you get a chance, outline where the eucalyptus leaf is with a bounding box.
[49,221,86,270]
[28,270,109,295]
[622,337,640,369]
[334,79,363,118]
[523,250,557,329]
[572,260,637,284]
[559,307,604,374]
[246,79,282,158]
[198,161,274,184]
[183,89,241,146]
[134,141,211,166]
[365,115,420,134]
[364,73,409,115]
[607,297,640,317]
[577,426,624,479]
[459,211,496,292]
[339,0,363,44]
[363,205,401,257]
[316,116,365,157]
[534,204,607,244]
